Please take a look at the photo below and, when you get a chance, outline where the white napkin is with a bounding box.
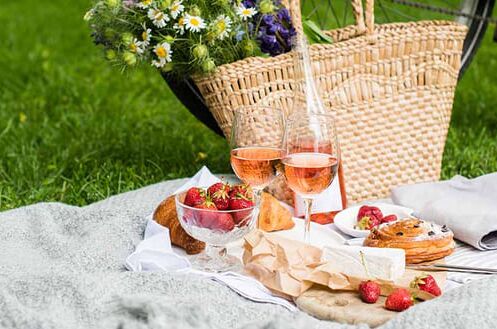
[125,166,296,312]
[391,173,497,250]
[446,242,497,284]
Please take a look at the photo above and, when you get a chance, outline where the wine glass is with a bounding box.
[282,112,340,243]
[230,106,286,224]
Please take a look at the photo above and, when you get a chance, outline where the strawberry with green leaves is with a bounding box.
[184,187,206,207]
[410,274,442,297]
[193,199,217,228]
[356,205,383,230]
[207,182,231,210]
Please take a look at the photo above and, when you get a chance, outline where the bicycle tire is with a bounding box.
[459,0,495,76]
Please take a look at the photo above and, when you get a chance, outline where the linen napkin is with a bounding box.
[391,173,497,250]
[125,166,296,311]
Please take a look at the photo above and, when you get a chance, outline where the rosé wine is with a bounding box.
[282,152,338,197]
[230,147,284,189]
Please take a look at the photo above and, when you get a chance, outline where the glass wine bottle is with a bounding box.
[287,35,348,230]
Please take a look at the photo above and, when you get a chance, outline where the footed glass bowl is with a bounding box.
[175,191,256,272]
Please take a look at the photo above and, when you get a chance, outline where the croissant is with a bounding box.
[153,195,205,255]
[258,192,295,232]
[364,218,455,264]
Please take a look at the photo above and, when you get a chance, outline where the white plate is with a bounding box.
[227,218,345,259]
[334,203,414,238]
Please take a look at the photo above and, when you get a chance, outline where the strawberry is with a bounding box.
[194,200,217,228]
[356,215,381,230]
[357,205,383,222]
[230,184,253,201]
[230,197,255,224]
[184,187,206,207]
[210,213,235,232]
[385,288,414,312]
[381,214,398,224]
[229,196,254,210]
[358,280,381,304]
[410,274,441,297]
[207,182,231,210]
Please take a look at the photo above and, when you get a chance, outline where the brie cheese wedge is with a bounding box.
[323,245,405,281]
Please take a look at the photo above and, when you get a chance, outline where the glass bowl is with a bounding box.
[175,190,256,272]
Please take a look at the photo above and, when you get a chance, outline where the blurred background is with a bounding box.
[1,0,496,211]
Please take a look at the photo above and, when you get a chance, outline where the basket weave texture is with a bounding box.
[193,0,467,203]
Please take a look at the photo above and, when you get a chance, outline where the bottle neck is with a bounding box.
[294,36,326,115]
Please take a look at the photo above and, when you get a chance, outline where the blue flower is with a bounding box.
[277,8,291,22]
[242,0,257,8]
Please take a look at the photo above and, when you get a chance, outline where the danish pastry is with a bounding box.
[364,218,454,264]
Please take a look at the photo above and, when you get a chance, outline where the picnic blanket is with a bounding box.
[1,178,497,329]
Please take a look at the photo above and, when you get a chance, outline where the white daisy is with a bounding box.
[212,14,232,40]
[129,38,144,54]
[148,8,169,28]
[169,0,184,19]
[152,42,172,68]
[184,14,206,33]
[138,28,152,47]
[173,16,186,35]
[137,0,153,9]
[235,4,257,20]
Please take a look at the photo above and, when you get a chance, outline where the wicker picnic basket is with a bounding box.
[193,0,467,204]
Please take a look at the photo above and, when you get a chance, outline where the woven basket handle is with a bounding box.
[287,0,375,36]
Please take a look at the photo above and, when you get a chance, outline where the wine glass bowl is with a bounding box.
[230,106,286,222]
[175,190,256,246]
[282,112,341,243]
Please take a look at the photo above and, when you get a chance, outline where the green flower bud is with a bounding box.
[161,62,174,72]
[241,39,257,57]
[163,35,175,44]
[104,28,118,40]
[214,0,229,6]
[121,32,133,45]
[202,59,216,73]
[160,0,172,10]
[192,44,208,60]
[123,51,137,66]
[189,5,201,16]
[105,49,117,60]
[105,0,121,8]
[259,0,275,14]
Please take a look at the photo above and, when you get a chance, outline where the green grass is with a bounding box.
[0,0,496,211]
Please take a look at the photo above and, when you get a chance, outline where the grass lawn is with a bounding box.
[1,0,496,211]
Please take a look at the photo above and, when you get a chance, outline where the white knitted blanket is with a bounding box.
[1,178,496,329]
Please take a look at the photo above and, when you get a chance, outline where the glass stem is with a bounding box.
[252,188,263,229]
[205,244,227,259]
[303,198,313,244]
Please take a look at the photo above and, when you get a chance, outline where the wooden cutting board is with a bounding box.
[295,269,446,327]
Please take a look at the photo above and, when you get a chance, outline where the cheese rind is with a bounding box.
[323,246,405,281]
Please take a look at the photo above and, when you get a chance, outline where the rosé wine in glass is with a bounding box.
[230,146,284,190]
[282,152,338,198]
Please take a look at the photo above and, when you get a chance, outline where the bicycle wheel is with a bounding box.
[303,0,495,75]
[165,0,495,136]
